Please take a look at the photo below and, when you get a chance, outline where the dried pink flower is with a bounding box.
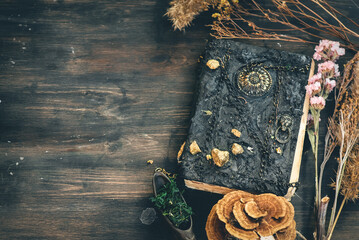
[308,73,322,84]
[313,52,322,61]
[310,96,326,110]
[324,78,336,93]
[306,81,321,96]
[334,64,340,77]
[318,61,335,72]
[313,40,345,62]
[318,61,339,78]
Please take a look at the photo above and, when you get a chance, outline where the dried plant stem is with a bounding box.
[311,111,321,239]
[318,196,330,240]
[211,0,359,51]
[313,0,359,39]
[319,52,359,240]
[327,198,346,240]
[326,111,359,239]
[318,129,337,202]
[310,110,321,209]
[297,230,308,240]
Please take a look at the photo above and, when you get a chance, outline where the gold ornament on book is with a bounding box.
[238,67,272,96]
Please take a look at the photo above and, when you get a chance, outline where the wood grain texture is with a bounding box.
[0,0,358,239]
[184,179,235,195]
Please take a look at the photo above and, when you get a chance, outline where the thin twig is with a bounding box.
[297,230,308,240]
[210,0,359,51]
[327,198,346,240]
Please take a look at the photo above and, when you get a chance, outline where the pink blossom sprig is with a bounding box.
[313,40,345,62]
[310,96,326,110]
[308,73,322,84]
[306,81,321,96]
[307,40,345,240]
[306,40,344,110]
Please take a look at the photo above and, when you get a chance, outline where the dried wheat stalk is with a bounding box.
[166,0,219,30]
[320,52,359,240]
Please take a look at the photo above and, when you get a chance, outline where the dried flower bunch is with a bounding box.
[302,40,348,240]
[166,0,214,30]
[305,40,344,214]
[317,51,359,240]
[166,0,359,51]
[206,190,296,240]
[166,0,238,31]
[332,53,359,202]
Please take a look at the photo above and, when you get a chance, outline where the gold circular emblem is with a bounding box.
[237,67,272,96]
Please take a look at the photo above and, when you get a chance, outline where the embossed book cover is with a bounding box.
[179,40,311,196]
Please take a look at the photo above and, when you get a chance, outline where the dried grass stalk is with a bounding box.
[322,52,359,240]
[335,55,359,202]
[352,61,359,96]
[341,145,359,201]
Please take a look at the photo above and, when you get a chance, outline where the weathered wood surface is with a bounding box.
[0,0,358,239]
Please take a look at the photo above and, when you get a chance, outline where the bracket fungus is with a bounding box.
[205,204,227,240]
[206,190,296,240]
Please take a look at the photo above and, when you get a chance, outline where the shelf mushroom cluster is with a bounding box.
[206,190,296,240]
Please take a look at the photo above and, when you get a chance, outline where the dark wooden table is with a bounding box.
[0,1,358,239]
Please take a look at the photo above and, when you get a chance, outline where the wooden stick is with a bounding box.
[184,179,235,195]
[285,59,316,201]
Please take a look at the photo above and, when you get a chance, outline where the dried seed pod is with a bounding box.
[189,141,201,155]
[177,141,186,160]
[207,59,220,69]
[232,143,244,155]
[231,128,242,138]
[211,148,230,167]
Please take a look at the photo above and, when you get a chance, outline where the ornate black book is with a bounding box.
[180,40,311,196]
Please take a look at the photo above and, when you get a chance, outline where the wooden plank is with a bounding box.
[0,0,358,240]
